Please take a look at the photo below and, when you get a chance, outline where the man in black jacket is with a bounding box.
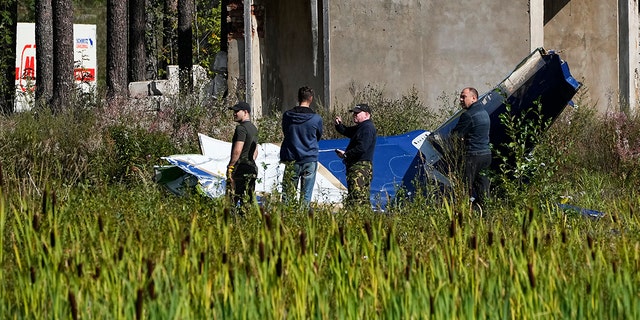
[451,87,491,205]
[334,104,377,208]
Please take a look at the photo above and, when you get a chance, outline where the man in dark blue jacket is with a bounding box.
[334,104,377,208]
[451,87,491,206]
[280,86,324,205]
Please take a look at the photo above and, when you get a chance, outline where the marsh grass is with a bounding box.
[1,90,640,318]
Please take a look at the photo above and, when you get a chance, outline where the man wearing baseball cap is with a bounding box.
[334,103,377,208]
[227,101,259,213]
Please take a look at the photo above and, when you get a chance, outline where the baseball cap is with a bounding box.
[229,102,251,112]
[350,104,372,114]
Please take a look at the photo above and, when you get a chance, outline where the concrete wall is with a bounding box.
[326,0,531,109]
[263,1,325,111]
[543,0,620,112]
[229,0,636,115]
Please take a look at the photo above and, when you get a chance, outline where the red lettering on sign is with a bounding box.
[19,44,37,91]
[74,68,96,82]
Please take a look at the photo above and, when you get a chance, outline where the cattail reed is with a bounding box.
[258,241,265,262]
[147,279,156,300]
[199,252,205,274]
[527,261,536,288]
[339,225,345,246]
[276,256,282,277]
[228,266,235,291]
[76,263,83,277]
[32,212,40,232]
[41,190,47,216]
[307,206,314,218]
[222,252,228,264]
[587,235,596,259]
[299,231,307,256]
[561,229,567,243]
[500,237,505,248]
[135,288,144,320]
[50,230,56,248]
[30,266,36,284]
[93,266,101,280]
[68,291,78,320]
[51,191,56,218]
[404,254,412,281]
[181,234,190,256]
[533,236,538,251]
[363,221,373,242]
[448,219,456,238]
[223,206,230,223]
[429,295,435,315]
[384,227,392,257]
[117,246,124,262]
[487,231,494,246]
[146,258,155,278]
[468,235,477,250]
[98,215,104,233]
[263,212,272,230]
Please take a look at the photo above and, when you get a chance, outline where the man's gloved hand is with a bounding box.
[226,165,234,180]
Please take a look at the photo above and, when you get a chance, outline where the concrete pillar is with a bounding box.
[530,0,544,51]
[322,0,331,109]
[627,0,640,113]
[244,0,263,118]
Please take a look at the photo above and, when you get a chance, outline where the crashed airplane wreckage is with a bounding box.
[155,48,587,212]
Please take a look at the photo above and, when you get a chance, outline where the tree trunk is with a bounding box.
[106,0,128,104]
[0,0,17,114]
[51,0,73,113]
[161,0,178,77]
[35,0,53,108]
[129,0,146,82]
[177,0,193,94]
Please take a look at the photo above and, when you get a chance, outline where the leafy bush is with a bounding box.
[318,84,451,140]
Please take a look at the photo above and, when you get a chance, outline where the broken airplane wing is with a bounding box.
[156,48,581,210]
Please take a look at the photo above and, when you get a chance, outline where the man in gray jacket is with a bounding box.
[451,87,491,206]
[280,86,324,205]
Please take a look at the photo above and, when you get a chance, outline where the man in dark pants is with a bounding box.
[334,104,377,208]
[227,101,259,213]
[451,87,492,206]
[280,86,323,206]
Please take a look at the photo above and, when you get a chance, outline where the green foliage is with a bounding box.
[1,85,640,318]
[195,0,222,75]
[493,99,559,204]
[318,84,450,140]
[1,185,640,318]
[102,124,178,183]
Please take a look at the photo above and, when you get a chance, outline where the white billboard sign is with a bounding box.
[15,22,97,111]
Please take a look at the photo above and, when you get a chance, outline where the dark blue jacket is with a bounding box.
[280,106,324,163]
[335,119,377,165]
[451,101,491,155]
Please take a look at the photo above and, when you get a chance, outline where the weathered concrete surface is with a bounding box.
[307,0,530,110]
[544,0,619,112]
[229,0,635,115]
[262,0,325,109]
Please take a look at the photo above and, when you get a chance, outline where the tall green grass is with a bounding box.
[1,89,639,318]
